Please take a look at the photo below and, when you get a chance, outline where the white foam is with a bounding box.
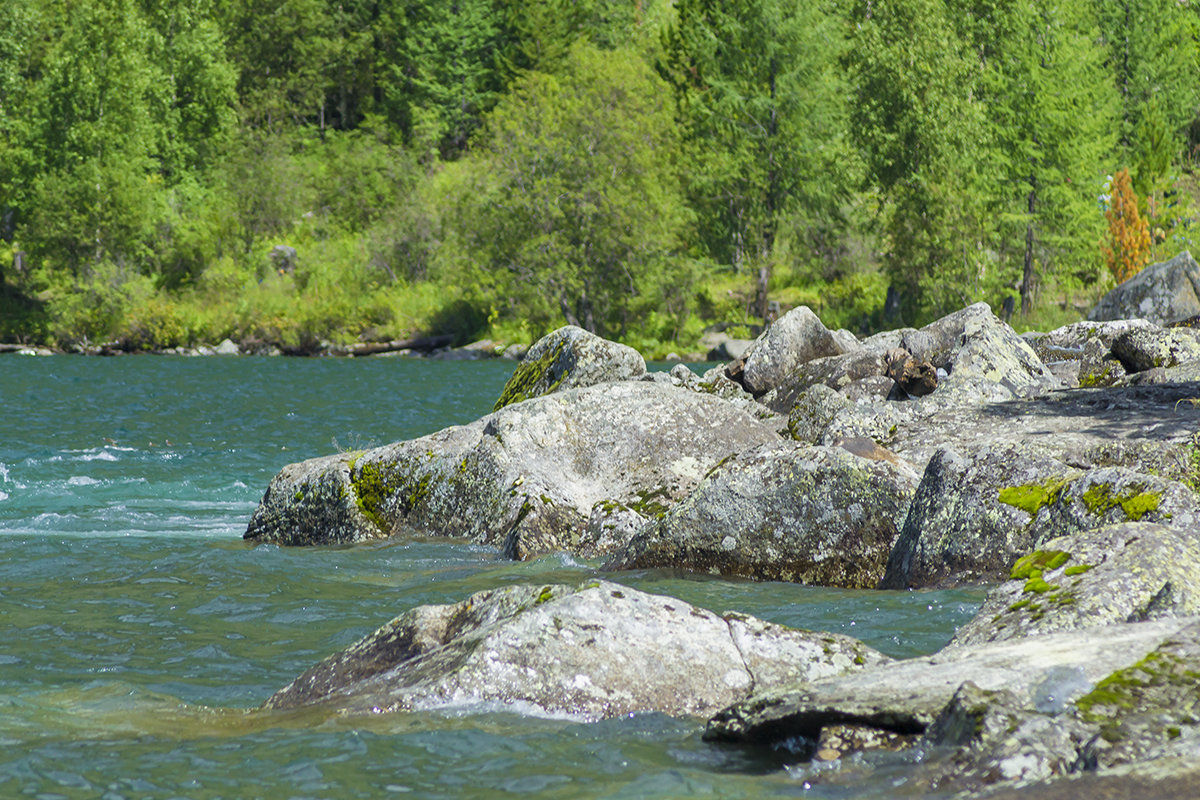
[67,476,101,486]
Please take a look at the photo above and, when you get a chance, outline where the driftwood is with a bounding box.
[331,335,455,357]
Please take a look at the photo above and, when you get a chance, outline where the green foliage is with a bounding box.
[2,0,1199,351]
[455,43,692,338]
[661,0,856,317]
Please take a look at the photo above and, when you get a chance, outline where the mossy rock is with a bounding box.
[493,326,645,411]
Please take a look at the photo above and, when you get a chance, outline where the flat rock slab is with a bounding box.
[263,580,888,721]
[889,381,1200,476]
[705,618,1196,747]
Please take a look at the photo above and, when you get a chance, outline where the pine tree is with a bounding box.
[1102,167,1151,283]
[661,0,854,320]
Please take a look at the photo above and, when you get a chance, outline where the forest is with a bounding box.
[0,0,1197,354]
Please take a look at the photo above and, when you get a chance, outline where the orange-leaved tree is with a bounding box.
[1102,167,1152,284]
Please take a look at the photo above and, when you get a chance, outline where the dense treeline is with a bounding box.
[1,0,1198,351]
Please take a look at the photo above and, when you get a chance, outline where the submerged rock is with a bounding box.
[263,580,888,721]
[493,326,645,411]
[244,381,780,558]
[603,441,917,588]
[1088,250,1200,326]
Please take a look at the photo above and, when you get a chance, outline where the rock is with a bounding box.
[1110,325,1200,373]
[701,332,756,362]
[214,338,240,356]
[493,326,646,411]
[244,381,781,559]
[1088,250,1200,326]
[760,350,887,414]
[885,380,1200,480]
[263,580,889,721]
[915,682,1094,791]
[742,306,855,395]
[269,244,297,273]
[952,523,1200,646]
[880,442,1069,589]
[917,303,1058,405]
[785,384,853,445]
[703,617,1194,749]
[882,440,1200,590]
[501,343,529,360]
[841,375,896,402]
[603,441,918,587]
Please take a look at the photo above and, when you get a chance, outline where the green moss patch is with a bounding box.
[493,338,568,411]
[1075,651,1200,722]
[998,478,1069,516]
[1081,483,1162,521]
[348,456,433,533]
[1010,550,1071,580]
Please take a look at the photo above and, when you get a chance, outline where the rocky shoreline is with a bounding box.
[242,252,1200,796]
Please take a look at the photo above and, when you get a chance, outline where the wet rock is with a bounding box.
[1088,250,1200,326]
[952,523,1200,646]
[742,306,856,396]
[603,441,918,588]
[493,326,646,411]
[1110,325,1200,373]
[263,580,888,721]
[244,381,781,559]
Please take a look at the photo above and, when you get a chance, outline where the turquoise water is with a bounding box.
[0,356,983,798]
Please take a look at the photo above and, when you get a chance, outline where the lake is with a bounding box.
[0,355,983,798]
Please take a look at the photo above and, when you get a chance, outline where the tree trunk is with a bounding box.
[1020,186,1036,316]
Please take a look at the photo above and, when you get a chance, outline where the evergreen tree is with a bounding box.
[962,0,1116,312]
[1093,0,1199,190]
[846,0,995,319]
[460,44,690,336]
[661,0,854,320]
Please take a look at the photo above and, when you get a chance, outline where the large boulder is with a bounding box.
[952,523,1200,646]
[880,442,1071,589]
[1088,250,1200,326]
[493,326,645,411]
[916,302,1058,406]
[760,350,888,414]
[262,580,889,721]
[1110,325,1200,373]
[881,442,1200,589]
[741,306,856,396]
[603,441,918,588]
[244,381,782,558]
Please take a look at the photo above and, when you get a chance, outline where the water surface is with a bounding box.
[0,355,983,798]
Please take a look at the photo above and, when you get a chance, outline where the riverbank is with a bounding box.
[241,276,1200,797]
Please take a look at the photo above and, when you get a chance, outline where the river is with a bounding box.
[0,355,983,798]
